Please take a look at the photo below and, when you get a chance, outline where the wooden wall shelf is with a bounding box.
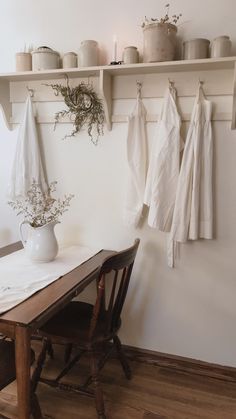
[0,56,236,130]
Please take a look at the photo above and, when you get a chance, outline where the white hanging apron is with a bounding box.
[144,85,183,232]
[170,84,213,249]
[8,95,48,200]
[123,91,147,227]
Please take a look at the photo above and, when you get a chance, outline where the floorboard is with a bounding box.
[0,343,236,418]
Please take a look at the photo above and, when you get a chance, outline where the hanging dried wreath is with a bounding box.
[45,76,105,145]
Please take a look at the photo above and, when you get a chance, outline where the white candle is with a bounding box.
[113,35,117,62]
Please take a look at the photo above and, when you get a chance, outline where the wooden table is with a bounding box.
[0,242,114,419]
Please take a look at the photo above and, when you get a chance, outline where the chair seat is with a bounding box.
[40,301,121,345]
[0,340,35,390]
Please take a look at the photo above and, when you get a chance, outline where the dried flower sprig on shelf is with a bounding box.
[142,3,182,27]
[8,180,74,228]
[45,76,105,145]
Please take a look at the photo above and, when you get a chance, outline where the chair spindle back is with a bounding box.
[89,239,140,341]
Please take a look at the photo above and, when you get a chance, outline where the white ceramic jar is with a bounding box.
[183,39,210,60]
[32,46,60,71]
[143,22,177,62]
[15,52,32,71]
[123,46,139,64]
[78,40,98,67]
[210,36,231,58]
[63,52,77,68]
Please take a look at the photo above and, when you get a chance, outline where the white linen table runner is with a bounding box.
[0,245,100,315]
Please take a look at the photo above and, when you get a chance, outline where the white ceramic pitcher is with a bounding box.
[19,220,59,263]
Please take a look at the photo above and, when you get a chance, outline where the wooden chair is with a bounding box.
[0,339,42,419]
[34,238,140,419]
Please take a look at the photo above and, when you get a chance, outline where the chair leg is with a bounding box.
[89,349,106,419]
[64,343,73,363]
[82,344,113,388]
[55,349,85,382]
[113,335,131,379]
[46,341,54,359]
[31,338,50,393]
[31,393,43,419]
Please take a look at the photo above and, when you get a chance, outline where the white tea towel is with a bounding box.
[144,86,183,232]
[8,95,48,199]
[0,245,100,314]
[123,92,147,227]
[170,84,213,244]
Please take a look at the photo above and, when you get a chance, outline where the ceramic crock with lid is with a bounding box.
[32,46,60,71]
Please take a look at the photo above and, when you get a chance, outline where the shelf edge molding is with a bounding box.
[1,56,236,81]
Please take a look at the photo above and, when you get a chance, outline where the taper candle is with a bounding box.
[113,34,117,62]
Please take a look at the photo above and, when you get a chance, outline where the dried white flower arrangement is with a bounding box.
[142,3,182,27]
[8,180,74,228]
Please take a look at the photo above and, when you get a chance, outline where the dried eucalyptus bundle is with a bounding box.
[46,76,105,144]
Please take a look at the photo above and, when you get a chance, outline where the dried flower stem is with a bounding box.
[142,3,182,27]
[8,180,74,228]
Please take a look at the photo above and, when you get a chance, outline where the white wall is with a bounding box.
[0,0,236,367]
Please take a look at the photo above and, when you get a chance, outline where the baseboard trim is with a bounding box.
[122,344,236,383]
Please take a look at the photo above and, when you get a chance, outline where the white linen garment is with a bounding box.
[170,84,213,245]
[123,91,147,226]
[8,95,48,199]
[144,85,183,232]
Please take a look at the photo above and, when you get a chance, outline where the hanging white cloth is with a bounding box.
[123,89,147,227]
[144,85,183,232]
[170,83,213,249]
[8,95,48,200]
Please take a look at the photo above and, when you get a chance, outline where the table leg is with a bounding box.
[15,325,31,419]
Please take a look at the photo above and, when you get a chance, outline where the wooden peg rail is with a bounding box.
[0,56,235,130]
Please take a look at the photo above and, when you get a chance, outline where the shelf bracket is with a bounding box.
[99,69,112,131]
[231,61,236,129]
[0,79,12,130]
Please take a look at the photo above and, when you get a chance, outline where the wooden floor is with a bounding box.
[1,343,236,419]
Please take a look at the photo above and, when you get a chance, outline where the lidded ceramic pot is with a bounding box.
[78,40,98,67]
[63,52,77,68]
[183,39,210,60]
[32,46,60,71]
[123,46,139,64]
[210,36,232,58]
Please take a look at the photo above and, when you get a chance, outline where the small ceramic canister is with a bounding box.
[63,52,77,68]
[183,38,210,60]
[210,36,232,58]
[15,52,32,71]
[123,46,139,64]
